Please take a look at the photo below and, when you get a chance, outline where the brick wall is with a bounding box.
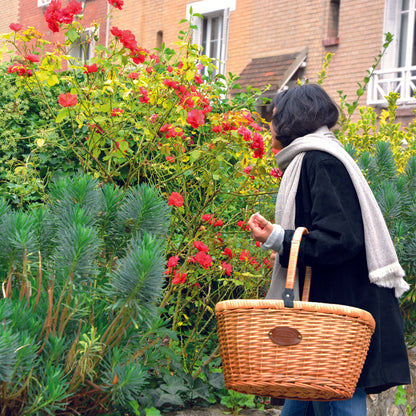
[111,0,386,112]
[2,0,391,120]
[0,0,20,62]
[5,0,110,60]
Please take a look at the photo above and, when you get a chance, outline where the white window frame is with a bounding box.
[38,0,51,7]
[368,0,416,105]
[186,0,235,77]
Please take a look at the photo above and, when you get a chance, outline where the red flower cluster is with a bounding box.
[138,86,149,103]
[9,23,23,32]
[168,192,184,207]
[188,238,213,270]
[162,75,211,114]
[7,63,32,77]
[201,214,223,227]
[243,166,255,180]
[186,108,205,129]
[193,241,209,252]
[221,262,232,276]
[238,125,252,142]
[270,168,283,178]
[128,72,140,79]
[58,93,77,107]
[172,270,188,284]
[239,249,258,266]
[165,255,188,284]
[25,54,40,63]
[84,63,98,73]
[112,108,123,117]
[160,124,184,139]
[45,0,83,33]
[195,251,212,269]
[223,247,235,259]
[237,220,250,231]
[250,132,265,159]
[108,0,123,10]
[110,26,148,64]
[263,258,272,269]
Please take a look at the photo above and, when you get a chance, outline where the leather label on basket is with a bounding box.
[268,326,302,346]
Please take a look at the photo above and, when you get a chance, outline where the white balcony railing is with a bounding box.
[367,66,416,105]
[37,0,51,7]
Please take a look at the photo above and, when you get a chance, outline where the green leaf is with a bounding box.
[145,407,162,416]
[190,150,201,163]
[66,29,79,43]
[55,108,70,123]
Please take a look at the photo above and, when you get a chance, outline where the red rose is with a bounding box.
[8,63,26,76]
[270,168,283,178]
[222,262,232,276]
[167,255,179,268]
[139,87,149,103]
[186,109,205,129]
[223,247,235,259]
[168,192,184,207]
[172,270,188,284]
[25,54,40,63]
[65,0,82,15]
[58,93,77,107]
[195,251,212,269]
[108,0,123,10]
[110,26,123,38]
[193,241,209,252]
[84,63,98,73]
[9,23,23,32]
[112,108,123,116]
[201,214,213,222]
[237,221,250,231]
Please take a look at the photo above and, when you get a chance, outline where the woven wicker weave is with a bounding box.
[215,227,376,401]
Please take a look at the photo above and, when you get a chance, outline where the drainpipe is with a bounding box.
[105,0,111,47]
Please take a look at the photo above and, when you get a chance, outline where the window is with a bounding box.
[156,31,163,49]
[368,0,416,104]
[323,0,340,46]
[38,0,51,7]
[68,28,95,64]
[187,0,235,78]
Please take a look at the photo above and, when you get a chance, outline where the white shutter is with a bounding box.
[220,8,230,74]
[382,0,401,69]
[191,15,203,49]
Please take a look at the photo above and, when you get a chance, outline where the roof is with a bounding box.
[234,47,308,97]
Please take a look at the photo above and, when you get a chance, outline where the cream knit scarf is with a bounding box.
[266,126,409,300]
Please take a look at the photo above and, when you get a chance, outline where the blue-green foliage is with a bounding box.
[0,174,172,415]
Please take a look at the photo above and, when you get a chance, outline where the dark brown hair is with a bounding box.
[271,84,339,147]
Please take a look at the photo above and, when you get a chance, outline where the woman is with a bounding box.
[247,84,410,416]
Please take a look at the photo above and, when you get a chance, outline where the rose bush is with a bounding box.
[0,1,279,412]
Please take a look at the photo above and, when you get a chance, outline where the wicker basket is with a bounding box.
[215,227,376,401]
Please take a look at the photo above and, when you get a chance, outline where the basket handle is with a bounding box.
[282,227,312,307]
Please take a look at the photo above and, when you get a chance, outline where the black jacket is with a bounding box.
[278,150,410,394]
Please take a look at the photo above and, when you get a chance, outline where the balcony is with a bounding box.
[367,66,416,105]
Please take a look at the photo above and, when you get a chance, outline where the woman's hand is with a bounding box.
[247,212,274,243]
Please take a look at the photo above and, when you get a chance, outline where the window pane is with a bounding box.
[399,12,409,66]
[210,16,222,62]
[402,0,410,11]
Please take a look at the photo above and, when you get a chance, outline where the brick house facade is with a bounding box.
[2,0,110,69]
[2,0,416,123]
[111,0,416,124]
